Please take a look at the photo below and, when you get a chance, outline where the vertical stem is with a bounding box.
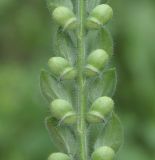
[77,0,87,160]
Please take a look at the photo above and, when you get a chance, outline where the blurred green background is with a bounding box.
[0,0,155,159]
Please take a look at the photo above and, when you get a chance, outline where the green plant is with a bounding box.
[40,0,123,160]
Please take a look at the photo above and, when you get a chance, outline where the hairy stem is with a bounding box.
[77,0,87,160]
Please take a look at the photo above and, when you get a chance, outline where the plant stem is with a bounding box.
[77,0,87,160]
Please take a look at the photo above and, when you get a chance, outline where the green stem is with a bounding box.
[77,0,87,160]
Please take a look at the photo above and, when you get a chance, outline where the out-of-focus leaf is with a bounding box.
[86,28,113,56]
[45,116,77,155]
[95,113,124,152]
[46,0,73,13]
[40,70,71,103]
[88,68,117,103]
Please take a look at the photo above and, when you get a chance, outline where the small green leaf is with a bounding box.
[88,123,106,155]
[45,116,77,155]
[86,28,113,56]
[53,30,77,65]
[100,28,113,56]
[46,0,73,13]
[88,68,117,103]
[40,70,71,102]
[94,113,124,152]
[61,80,77,109]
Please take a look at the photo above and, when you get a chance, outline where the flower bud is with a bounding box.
[50,99,76,124]
[85,49,109,77]
[60,67,77,80]
[48,57,69,75]
[87,96,114,123]
[92,146,115,160]
[48,152,70,160]
[87,4,113,29]
[48,57,76,80]
[52,6,77,30]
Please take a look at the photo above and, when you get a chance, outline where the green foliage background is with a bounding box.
[0,0,155,159]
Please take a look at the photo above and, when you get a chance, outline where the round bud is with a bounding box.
[87,4,113,29]
[48,57,69,76]
[48,152,70,160]
[92,146,115,160]
[85,49,109,77]
[61,67,77,80]
[48,57,76,80]
[87,96,114,123]
[50,99,76,124]
[52,6,77,30]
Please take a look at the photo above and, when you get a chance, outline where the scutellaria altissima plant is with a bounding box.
[40,0,123,160]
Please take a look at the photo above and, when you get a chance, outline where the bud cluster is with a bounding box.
[52,4,113,30]
[47,146,115,160]
[49,96,114,124]
[48,48,109,79]
[44,2,118,160]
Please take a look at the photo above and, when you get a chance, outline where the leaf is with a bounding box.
[88,68,117,103]
[54,30,77,65]
[46,0,73,13]
[88,123,106,155]
[94,113,124,152]
[40,70,71,103]
[45,116,77,155]
[61,80,78,110]
[86,28,113,56]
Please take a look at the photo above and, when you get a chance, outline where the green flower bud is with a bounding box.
[52,6,77,30]
[48,57,69,75]
[87,4,113,29]
[48,152,70,160]
[92,146,115,160]
[60,67,77,80]
[85,49,109,77]
[50,99,76,124]
[87,96,114,123]
[48,57,76,80]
